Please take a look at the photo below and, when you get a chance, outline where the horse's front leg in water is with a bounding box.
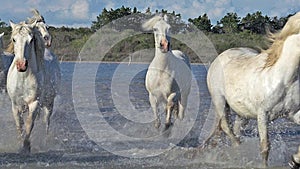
[12,103,23,144]
[23,100,39,153]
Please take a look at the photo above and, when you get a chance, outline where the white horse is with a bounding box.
[6,9,60,134]
[26,9,60,133]
[7,21,45,153]
[142,15,192,130]
[205,12,300,167]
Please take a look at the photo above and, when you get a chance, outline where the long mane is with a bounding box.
[27,9,45,24]
[142,15,166,31]
[264,12,300,68]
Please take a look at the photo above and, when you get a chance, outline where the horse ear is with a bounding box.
[29,20,37,28]
[9,20,17,30]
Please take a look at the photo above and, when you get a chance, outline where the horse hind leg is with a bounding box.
[201,116,221,149]
[203,96,240,147]
[165,93,177,130]
[201,95,225,148]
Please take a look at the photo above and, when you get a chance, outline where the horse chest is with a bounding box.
[7,71,40,100]
[146,68,174,98]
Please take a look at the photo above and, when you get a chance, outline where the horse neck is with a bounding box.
[271,40,300,83]
[29,39,44,73]
[150,48,170,68]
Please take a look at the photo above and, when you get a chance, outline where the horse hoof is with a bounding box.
[164,123,173,131]
[154,122,161,129]
[289,155,300,169]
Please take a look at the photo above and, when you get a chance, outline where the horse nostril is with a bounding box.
[25,60,28,67]
[44,36,49,41]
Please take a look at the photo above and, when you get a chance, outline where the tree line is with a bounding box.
[0,6,292,34]
[0,7,294,62]
[91,6,291,34]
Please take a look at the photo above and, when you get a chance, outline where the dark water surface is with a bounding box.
[0,62,298,168]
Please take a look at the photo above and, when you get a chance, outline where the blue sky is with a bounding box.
[0,0,299,27]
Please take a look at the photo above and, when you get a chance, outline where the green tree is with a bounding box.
[269,15,289,31]
[91,6,135,31]
[219,12,240,33]
[0,19,6,28]
[240,11,270,34]
[188,13,212,32]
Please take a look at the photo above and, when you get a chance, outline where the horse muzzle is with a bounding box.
[160,38,169,53]
[16,59,28,72]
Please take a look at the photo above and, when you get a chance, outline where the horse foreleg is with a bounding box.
[43,104,53,134]
[257,112,270,167]
[149,94,160,129]
[23,100,39,153]
[12,104,23,142]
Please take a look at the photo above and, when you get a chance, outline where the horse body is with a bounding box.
[206,13,300,167]
[143,15,191,129]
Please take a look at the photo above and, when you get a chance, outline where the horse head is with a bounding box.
[27,9,52,47]
[142,14,171,53]
[10,21,35,72]
[35,21,51,47]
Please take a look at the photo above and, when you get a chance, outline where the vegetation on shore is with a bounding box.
[0,6,292,63]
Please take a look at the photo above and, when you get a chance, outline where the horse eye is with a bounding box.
[153,28,158,32]
[12,38,16,43]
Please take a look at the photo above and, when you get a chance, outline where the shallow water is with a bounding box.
[0,62,298,168]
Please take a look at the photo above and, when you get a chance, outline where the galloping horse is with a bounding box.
[206,12,300,166]
[7,21,45,153]
[6,9,60,134]
[27,9,61,133]
[142,15,192,130]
